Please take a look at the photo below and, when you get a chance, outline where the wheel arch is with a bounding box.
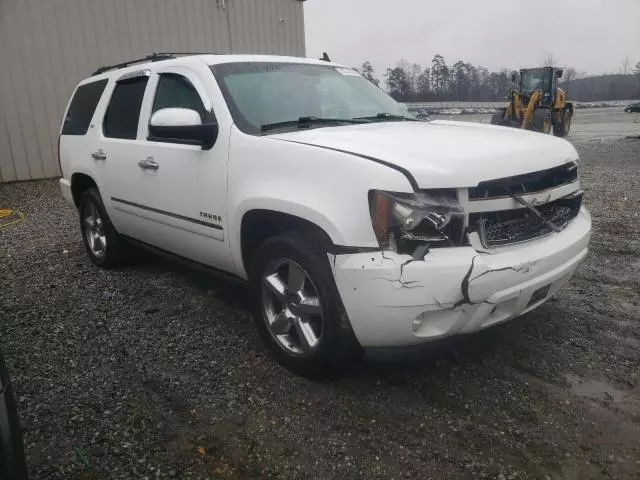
[70,172,98,206]
[238,208,339,279]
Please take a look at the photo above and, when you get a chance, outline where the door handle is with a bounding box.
[91,150,106,161]
[138,157,159,171]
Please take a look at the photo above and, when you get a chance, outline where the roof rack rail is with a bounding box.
[92,53,174,76]
[152,52,216,57]
[91,52,216,76]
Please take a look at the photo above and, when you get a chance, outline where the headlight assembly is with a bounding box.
[369,190,466,253]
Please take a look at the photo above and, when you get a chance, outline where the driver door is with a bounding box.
[116,65,229,267]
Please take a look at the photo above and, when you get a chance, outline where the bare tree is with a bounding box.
[563,67,578,95]
[621,56,631,75]
[409,63,422,98]
[565,67,577,80]
[397,59,411,75]
[541,52,559,67]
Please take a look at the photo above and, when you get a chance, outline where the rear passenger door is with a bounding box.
[99,70,154,242]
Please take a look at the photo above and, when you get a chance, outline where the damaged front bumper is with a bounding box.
[329,207,591,348]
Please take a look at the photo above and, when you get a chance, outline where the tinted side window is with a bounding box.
[103,76,149,139]
[152,74,205,118]
[62,80,108,135]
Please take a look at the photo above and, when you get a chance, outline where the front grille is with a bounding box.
[469,162,578,200]
[470,192,582,247]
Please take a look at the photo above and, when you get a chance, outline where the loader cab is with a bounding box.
[519,67,563,106]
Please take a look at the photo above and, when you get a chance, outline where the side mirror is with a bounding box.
[148,108,218,150]
[556,69,564,78]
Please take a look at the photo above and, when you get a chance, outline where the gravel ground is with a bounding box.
[1,134,639,479]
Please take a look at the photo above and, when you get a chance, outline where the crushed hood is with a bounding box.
[270,120,579,189]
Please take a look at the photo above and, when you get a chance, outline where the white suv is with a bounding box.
[59,53,591,376]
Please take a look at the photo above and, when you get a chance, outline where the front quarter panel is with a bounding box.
[227,126,413,276]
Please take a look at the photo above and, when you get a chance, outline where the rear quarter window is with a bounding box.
[61,79,108,135]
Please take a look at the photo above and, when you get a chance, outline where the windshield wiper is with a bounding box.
[260,116,370,132]
[354,113,417,122]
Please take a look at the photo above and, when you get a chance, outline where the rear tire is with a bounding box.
[249,230,361,378]
[553,108,572,137]
[79,188,127,269]
[531,108,552,134]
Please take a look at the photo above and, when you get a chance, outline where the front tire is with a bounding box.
[249,231,361,378]
[531,108,552,134]
[79,188,127,268]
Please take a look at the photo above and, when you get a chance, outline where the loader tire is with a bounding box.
[532,108,552,134]
[553,108,572,137]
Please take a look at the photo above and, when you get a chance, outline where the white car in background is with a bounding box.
[58,53,591,377]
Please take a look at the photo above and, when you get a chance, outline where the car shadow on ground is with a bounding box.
[127,244,544,383]
[126,245,251,311]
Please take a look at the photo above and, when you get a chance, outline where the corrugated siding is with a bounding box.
[0,0,305,182]
[227,0,305,56]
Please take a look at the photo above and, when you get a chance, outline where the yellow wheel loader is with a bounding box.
[491,67,573,137]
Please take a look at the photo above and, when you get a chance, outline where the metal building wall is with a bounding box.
[0,0,306,182]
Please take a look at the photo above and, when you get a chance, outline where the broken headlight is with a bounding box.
[369,190,466,253]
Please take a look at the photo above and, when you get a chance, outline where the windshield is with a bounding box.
[210,62,411,134]
[521,69,550,92]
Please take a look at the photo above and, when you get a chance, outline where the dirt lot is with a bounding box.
[1,112,639,479]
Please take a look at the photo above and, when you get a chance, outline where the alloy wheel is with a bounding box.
[83,201,107,259]
[261,258,324,356]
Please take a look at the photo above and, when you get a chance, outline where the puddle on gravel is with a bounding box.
[565,374,627,403]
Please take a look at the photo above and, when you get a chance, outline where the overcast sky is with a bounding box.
[304,0,640,77]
